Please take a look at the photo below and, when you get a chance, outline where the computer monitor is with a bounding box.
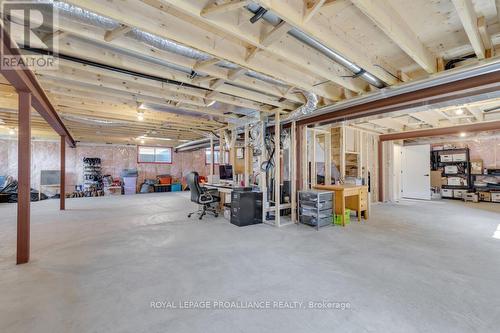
[219,164,233,180]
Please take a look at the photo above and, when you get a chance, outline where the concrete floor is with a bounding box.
[0,193,499,333]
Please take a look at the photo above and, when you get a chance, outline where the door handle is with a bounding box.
[424,174,429,177]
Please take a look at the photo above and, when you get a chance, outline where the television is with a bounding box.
[219,164,233,180]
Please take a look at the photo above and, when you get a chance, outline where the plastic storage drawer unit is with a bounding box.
[298,190,334,230]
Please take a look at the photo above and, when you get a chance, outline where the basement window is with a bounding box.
[138,146,172,164]
[205,147,229,165]
[205,148,221,165]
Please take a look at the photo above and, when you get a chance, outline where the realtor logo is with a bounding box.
[1,1,59,70]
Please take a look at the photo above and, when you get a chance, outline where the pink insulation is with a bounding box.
[0,140,211,192]
[431,137,500,168]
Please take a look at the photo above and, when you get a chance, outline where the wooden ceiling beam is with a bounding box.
[44,84,234,120]
[193,58,221,71]
[201,0,250,17]
[210,78,226,90]
[6,13,301,107]
[477,16,493,57]
[155,0,367,94]
[38,15,303,103]
[351,0,437,73]
[380,120,500,142]
[260,21,291,47]
[303,0,326,23]
[452,0,486,59]
[253,0,398,85]
[42,30,68,44]
[64,0,337,99]
[368,118,405,132]
[29,52,285,111]
[411,111,441,128]
[104,24,133,42]
[39,79,228,118]
[227,68,247,81]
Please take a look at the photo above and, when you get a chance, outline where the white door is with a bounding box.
[401,144,431,200]
[392,144,402,202]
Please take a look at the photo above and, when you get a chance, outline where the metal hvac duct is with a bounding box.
[175,138,220,152]
[287,60,500,124]
[285,91,318,120]
[246,4,387,89]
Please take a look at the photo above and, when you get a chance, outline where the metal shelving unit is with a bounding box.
[432,148,472,199]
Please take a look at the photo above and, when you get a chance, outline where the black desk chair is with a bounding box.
[186,172,220,220]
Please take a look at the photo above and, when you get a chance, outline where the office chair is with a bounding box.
[186,172,220,220]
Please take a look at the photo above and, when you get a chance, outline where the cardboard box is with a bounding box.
[478,192,491,202]
[431,171,443,187]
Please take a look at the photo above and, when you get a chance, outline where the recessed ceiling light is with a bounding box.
[8,128,15,135]
[455,109,464,115]
[460,132,467,137]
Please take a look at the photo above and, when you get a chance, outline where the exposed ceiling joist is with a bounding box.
[303,0,326,23]
[200,0,250,17]
[104,24,133,42]
[42,29,68,44]
[411,111,442,128]
[351,0,436,73]
[452,0,486,59]
[156,0,367,93]
[227,68,247,81]
[254,0,398,85]
[260,21,291,47]
[369,118,405,131]
[193,58,221,71]
[477,16,493,56]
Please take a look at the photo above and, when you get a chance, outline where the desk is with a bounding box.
[204,183,237,209]
[313,184,369,226]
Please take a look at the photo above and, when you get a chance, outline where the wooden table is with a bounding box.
[313,184,369,226]
[204,183,237,210]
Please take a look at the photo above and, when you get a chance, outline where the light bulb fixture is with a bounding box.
[8,128,15,135]
[140,139,145,144]
[455,109,464,115]
[460,132,467,137]
[137,110,145,121]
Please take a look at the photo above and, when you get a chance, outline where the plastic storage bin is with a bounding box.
[171,183,182,192]
[334,209,351,225]
[441,189,453,198]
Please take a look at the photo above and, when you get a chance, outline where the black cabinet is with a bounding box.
[230,190,263,227]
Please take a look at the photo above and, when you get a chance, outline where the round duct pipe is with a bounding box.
[175,138,220,152]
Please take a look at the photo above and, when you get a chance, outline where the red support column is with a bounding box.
[17,91,31,264]
[60,136,66,211]
[378,140,384,203]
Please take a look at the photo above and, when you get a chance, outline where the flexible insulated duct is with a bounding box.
[285,91,318,120]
